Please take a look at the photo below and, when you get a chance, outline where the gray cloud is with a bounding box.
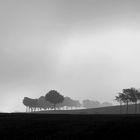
[0,0,140,111]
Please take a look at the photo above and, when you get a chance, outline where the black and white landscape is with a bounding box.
[0,0,140,139]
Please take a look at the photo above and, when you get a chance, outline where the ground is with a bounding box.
[0,112,140,139]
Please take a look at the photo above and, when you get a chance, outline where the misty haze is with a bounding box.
[1,0,140,112]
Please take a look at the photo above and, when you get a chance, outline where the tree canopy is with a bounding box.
[45,90,64,109]
[115,87,140,114]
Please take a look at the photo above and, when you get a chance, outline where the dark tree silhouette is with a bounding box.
[23,97,38,112]
[114,93,124,114]
[45,90,64,110]
[123,88,131,114]
[115,87,140,114]
[38,96,53,110]
[128,88,140,113]
[23,97,30,112]
[38,96,47,110]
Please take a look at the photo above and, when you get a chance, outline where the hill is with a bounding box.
[0,104,139,139]
[37,103,140,114]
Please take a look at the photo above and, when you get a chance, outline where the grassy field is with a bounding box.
[1,104,140,139]
[38,103,140,114]
[0,112,140,140]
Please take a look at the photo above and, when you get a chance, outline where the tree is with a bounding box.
[72,100,81,109]
[101,102,112,107]
[114,93,124,114]
[136,89,140,112]
[38,96,53,110]
[123,88,131,114]
[23,97,29,112]
[82,99,100,108]
[62,97,73,109]
[45,90,64,110]
[58,97,81,110]
[23,97,38,112]
[115,88,140,114]
[128,88,140,113]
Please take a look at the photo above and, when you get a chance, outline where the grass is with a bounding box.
[1,104,140,139]
[37,103,140,114]
[0,113,140,139]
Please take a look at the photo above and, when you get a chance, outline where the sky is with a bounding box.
[1,0,140,112]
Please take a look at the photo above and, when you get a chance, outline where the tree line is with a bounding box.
[115,87,140,114]
[23,90,81,112]
[82,100,112,108]
[23,90,112,112]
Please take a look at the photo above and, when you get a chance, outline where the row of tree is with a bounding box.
[82,100,112,108]
[115,87,140,114]
[23,90,112,112]
[23,90,81,112]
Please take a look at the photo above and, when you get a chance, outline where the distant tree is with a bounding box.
[56,102,64,110]
[45,90,64,110]
[101,102,112,107]
[34,99,39,111]
[128,88,140,113]
[38,96,54,110]
[23,97,30,112]
[114,93,124,114]
[72,100,81,109]
[62,97,71,109]
[23,97,38,112]
[64,98,81,109]
[115,88,140,114]
[62,97,74,109]
[59,97,81,110]
[29,98,38,112]
[123,88,131,114]
[136,89,140,112]
[82,100,100,108]
[38,96,45,110]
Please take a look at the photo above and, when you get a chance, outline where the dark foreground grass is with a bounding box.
[0,113,140,139]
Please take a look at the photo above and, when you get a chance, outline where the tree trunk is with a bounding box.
[135,101,137,114]
[120,102,122,114]
[54,104,56,110]
[126,101,128,114]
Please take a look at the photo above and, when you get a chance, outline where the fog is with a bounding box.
[0,0,140,112]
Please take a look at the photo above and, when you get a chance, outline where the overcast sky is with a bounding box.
[1,0,140,112]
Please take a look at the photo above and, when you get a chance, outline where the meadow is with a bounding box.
[1,105,140,140]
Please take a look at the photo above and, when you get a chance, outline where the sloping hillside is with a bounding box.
[38,104,140,114]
